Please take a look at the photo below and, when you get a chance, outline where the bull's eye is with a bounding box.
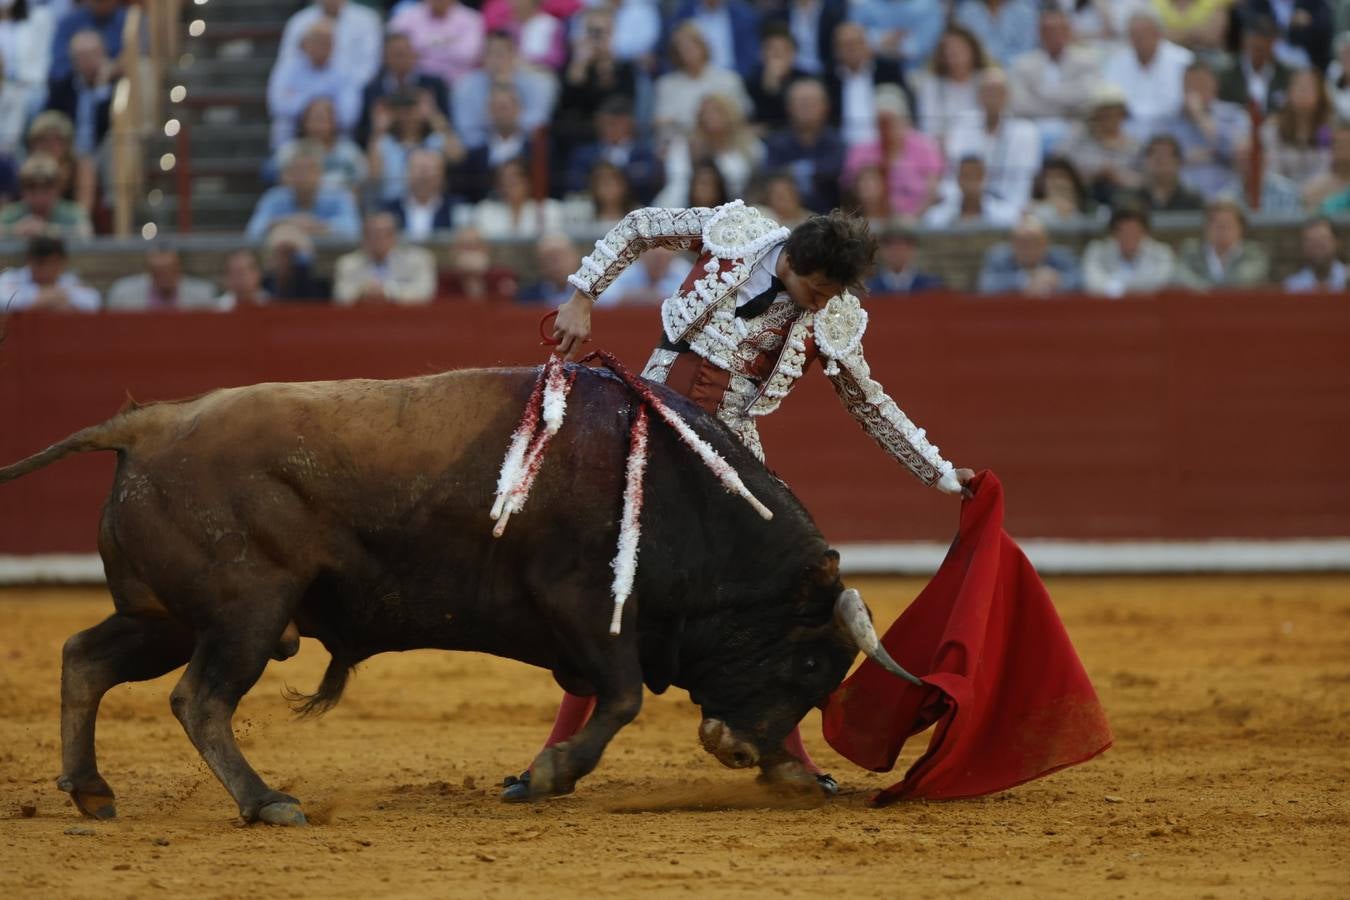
[803,657,818,673]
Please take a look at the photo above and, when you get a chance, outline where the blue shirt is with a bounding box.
[245,185,361,242]
[850,0,944,67]
[952,0,1039,67]
[49,6,127,80]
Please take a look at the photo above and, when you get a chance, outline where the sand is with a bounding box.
[1,575,1347,899]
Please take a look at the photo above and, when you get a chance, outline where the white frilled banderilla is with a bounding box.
[489,352,774,636]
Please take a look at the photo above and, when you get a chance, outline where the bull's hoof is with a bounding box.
[257,801,308,826]
[58,775,118,820]
[527,748,576,800]
[500,771,531,804]
[815,774,839,797]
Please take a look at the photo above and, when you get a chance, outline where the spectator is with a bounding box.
[826,20,908,148]
[383,147,458,240]
[467,156,564,239]
[278,0,383,95]
[754,0,845,77]
[764,77,845,211]
[562,96,660,201]
[0,153,90,238]
[842,85,943,218]
[369,88,463,204]
[269,97,369,192]
[1081,204,1177,297]
[517,231,579,304]
[0,73,21,194]
[761,168,810,225]
[748,23,808,132]
[0,234,98,311]
[923,154,1020,227]
[1303,119,1350,209]
[656,93,764,206]
[0,0,57,113]
[1028,156,1096,223]
[555,7,637,155]
[1121,133,1206,212]
[1046,0,1145,49]
[846,163,891,222]
[437,225,519,301]
[1102,9,1195,135]
[946,68,1043,211]
[653,21,752,140]
[1217,14,1291,112]
[1059,85,1141,206]
[49,0,123,81]
[458,83,534,202]
[334,212,437,306]
[266,18,360,148]
[245,142,361,242]
[26,109,91,216]
[356,32,450,148]
[1173,197,1270,289]
[1235,0,1333,71]
[1284,216,1346,291]
[453,31,558,151]
[954,0,1040,67]
[1259,68,1331,186]
[564,159,635,229]
[667,0,762,80]
[485,0,567,71]
[261,223,331,302]
[45,30,112,160]
[850,0,945,69]
[601,246,687,305]
[1327,31,1350,120]
[1154,0,1232,52]
[389,0,486,88]
[589,0,662,64]
[690,159,732,207]
[1008,7,1101,144]
[912,25,990,146]
[977,213,1081,295]
[1165,62,1247,197]
[215,250,271,310]
[865,220,943,294]
[106,245,218,311]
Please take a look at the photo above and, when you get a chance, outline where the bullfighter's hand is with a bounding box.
[955,467,976,498]
[554,290,593,361]
[936,467,977,498]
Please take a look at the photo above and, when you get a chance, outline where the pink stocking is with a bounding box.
[782,725,823,775]
[542,692,596,750]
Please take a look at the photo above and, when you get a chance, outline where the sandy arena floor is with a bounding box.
[1,575,1347,899]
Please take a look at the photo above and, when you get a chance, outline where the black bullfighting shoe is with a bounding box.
[816,774,839,797]
[500,770,531,803]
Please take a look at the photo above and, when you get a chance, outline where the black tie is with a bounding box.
[737,276,784,320]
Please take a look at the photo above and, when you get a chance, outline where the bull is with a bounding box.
[0,364,914,825]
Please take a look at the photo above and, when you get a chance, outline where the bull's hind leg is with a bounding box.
[59,613,194,819]
[527,640,644,800]
[168,593,306,826]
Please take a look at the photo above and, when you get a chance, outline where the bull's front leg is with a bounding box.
[528,645,643,800]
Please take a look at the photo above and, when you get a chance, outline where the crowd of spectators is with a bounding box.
[9,0,1350,309]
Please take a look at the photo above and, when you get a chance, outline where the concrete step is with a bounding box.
[185,0,304,27]
[141,193,260,232]
[149,123,272,158]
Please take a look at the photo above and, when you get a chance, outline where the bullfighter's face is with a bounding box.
[778,252,843,313]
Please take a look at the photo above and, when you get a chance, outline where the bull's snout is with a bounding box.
[699,718,760,769]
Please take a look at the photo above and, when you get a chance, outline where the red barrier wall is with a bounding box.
[2,295,1348,554]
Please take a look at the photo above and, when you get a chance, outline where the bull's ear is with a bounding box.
[812,549,841,586]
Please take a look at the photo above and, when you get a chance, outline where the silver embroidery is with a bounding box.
[641,348,679,384]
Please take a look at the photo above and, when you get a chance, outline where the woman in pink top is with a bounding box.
[842,85,944,218]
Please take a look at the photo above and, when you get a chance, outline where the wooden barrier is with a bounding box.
[1,294,1348,554]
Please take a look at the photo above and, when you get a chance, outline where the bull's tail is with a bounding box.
[0,415,139,485]
[283,649,356,718]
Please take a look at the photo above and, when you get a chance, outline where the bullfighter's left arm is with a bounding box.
[816,294,962,494]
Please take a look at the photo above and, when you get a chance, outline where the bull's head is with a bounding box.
[689,550,921,784]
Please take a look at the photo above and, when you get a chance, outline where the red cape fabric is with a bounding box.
[822,471,1112,803]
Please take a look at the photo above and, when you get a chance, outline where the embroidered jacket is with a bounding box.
[568,201,958,491]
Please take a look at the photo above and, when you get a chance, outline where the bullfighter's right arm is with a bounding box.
[567,206,715,299]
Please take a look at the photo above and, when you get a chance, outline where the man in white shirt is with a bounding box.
[1008,7,1103,146]
[277,0,383,93]
[333,212,437,306]
[945,68,1042,210]
[922,155,1020,228]
[1101,9,1194,137]
[385,149,455,241]
[0,235,100,311]
[266,18,362,148]
[1284,217,1347,292]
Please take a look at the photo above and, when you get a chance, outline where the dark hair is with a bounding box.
[27,235,66,260]
[1109,203,1150,232]
[933,24,990,78]
[689,161,729,207]
[760,21,796,47]
[783,210,878,290]
[1145,133,1183,159]
[1031,155,1092,214]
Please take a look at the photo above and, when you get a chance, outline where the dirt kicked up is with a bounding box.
[1,575,1347,899]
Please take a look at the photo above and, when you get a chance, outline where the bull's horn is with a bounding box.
[835,588,924,686]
